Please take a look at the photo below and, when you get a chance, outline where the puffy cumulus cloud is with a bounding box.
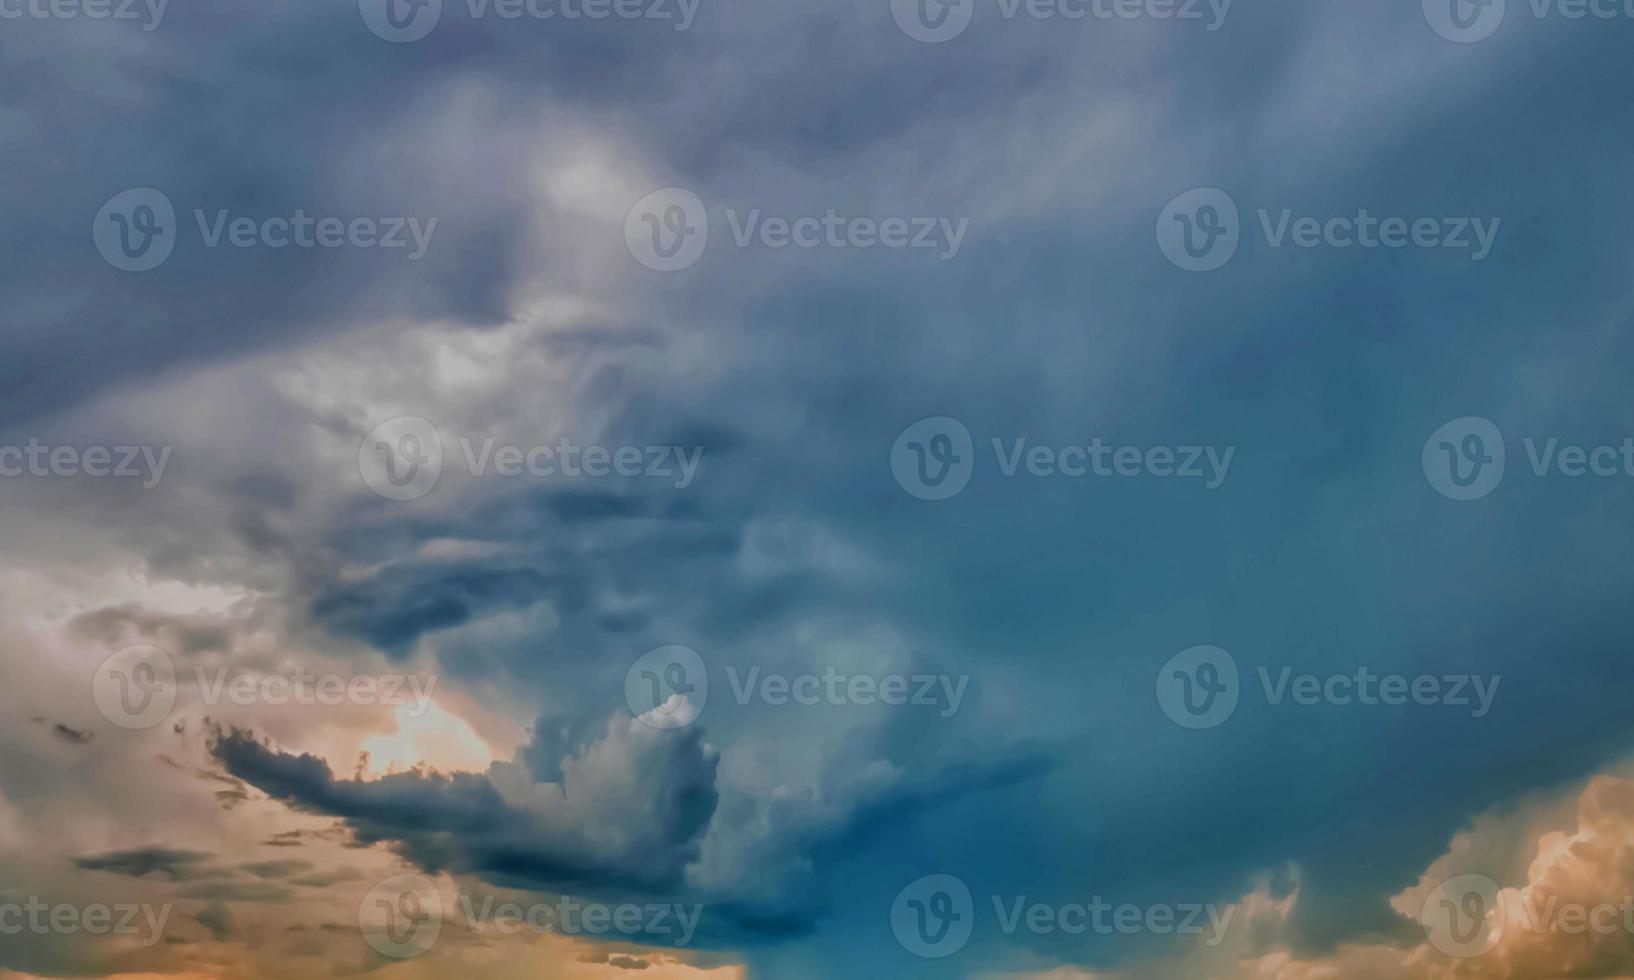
[213,707,1056,951]
[1390,776,1634,980]
[994,775,1634,980]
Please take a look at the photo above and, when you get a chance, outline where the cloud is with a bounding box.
[210,713,720,896]
[997,774,1634,980]
[47,722,93,745]
[72,847,217,882]
[3,0,1634,975]
[238,859,313,880]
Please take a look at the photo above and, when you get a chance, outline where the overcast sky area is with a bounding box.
[4,0,1634,977]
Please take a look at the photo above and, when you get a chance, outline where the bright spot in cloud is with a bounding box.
[360,700,494,776]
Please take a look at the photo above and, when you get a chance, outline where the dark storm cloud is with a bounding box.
[211,718,720,895]
[310,562,564,655]
[212,715,1055,949]
[68,604,235,658]
[238,859,313,880]
[42,721,94,745]
[195,901,235,942]
[73,846,216,881]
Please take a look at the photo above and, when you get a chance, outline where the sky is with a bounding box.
[4,0,1634,977]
